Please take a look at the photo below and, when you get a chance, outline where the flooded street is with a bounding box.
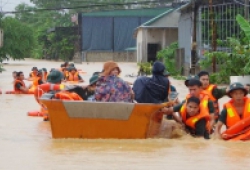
[0,59,250,170]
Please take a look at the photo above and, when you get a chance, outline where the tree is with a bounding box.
[0,17,36,61]
[200,14,250,83]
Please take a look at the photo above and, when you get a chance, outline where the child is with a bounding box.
[174,96,210,139]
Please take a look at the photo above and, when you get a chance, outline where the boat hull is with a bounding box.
[40,100,169,139]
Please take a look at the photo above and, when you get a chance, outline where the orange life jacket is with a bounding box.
[54,91,83,101]
[180,95,210,130]
[224,97,250,128]
[203,84,219,119]
[185,91,208,101]
[30,72,38,78]
[14,79,26,93]
[68,72,79,81]
[29,77,41,93]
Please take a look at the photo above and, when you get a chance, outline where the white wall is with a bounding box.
[136,28,178,63]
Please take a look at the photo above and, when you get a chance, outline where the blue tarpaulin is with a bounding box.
[81,16,152,52]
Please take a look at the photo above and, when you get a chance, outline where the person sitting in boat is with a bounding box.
[95,61,133,102]
[162,79,215,135]
[27,67,39,81]
[92,71,102,76]
[215,82,250,140]
[174,96,211,139]
[133,61,170,103]
[65,67,84,82]
[13,71,30,94]
[66,75,99,101]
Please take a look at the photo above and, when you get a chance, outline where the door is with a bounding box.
[147,44,160,62]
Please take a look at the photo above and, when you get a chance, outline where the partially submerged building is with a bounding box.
[134,9,180,63]
[79,7,174,62]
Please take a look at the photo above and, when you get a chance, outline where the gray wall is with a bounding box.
[178,12,192,64]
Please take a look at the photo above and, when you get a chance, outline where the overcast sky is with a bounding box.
[0,0,34,12]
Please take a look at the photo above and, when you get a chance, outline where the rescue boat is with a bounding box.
[40,98,171,139]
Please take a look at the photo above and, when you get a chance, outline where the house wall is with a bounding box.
[149,11,180,28]
[178,12,192,69]
[147,28,178,48]
[136,29,143,63]
[137,28,178,63]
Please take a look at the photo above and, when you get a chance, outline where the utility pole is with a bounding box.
[209,0,217,73]
[245,0,249,20]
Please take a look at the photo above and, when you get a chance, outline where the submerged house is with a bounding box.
[134,9,180,63]
[79,7,174,62]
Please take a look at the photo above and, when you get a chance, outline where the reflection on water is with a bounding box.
[0,59,250,169]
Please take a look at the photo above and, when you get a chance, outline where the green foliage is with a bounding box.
[0,17,36,61]
[200,14,250,84]
[157,42,180,76]
[137,62,152,75]
[236,14,250,40]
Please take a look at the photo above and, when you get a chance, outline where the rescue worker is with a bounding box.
[66,75,99,100]
[27,67,39,81]
[13,71,29,94]
[161,79,215,137]
[65,67,84,82]
[174,96,210,139]
[197,71,227,122]
[215,82,250,140]
[29,69,44,93]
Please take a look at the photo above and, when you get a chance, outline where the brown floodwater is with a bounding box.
[0,59,249,169]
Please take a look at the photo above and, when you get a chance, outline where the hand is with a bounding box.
[160,107,168,113]
[161,107,172,115]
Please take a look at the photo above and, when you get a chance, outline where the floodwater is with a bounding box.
[0,59,250,170]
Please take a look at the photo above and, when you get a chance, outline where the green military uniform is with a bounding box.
[218,82,248,125]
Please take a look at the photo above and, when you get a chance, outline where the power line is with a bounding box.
[2,0,174,14]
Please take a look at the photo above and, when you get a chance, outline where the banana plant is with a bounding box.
[236,14,250,41]
[200,14,250,83]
